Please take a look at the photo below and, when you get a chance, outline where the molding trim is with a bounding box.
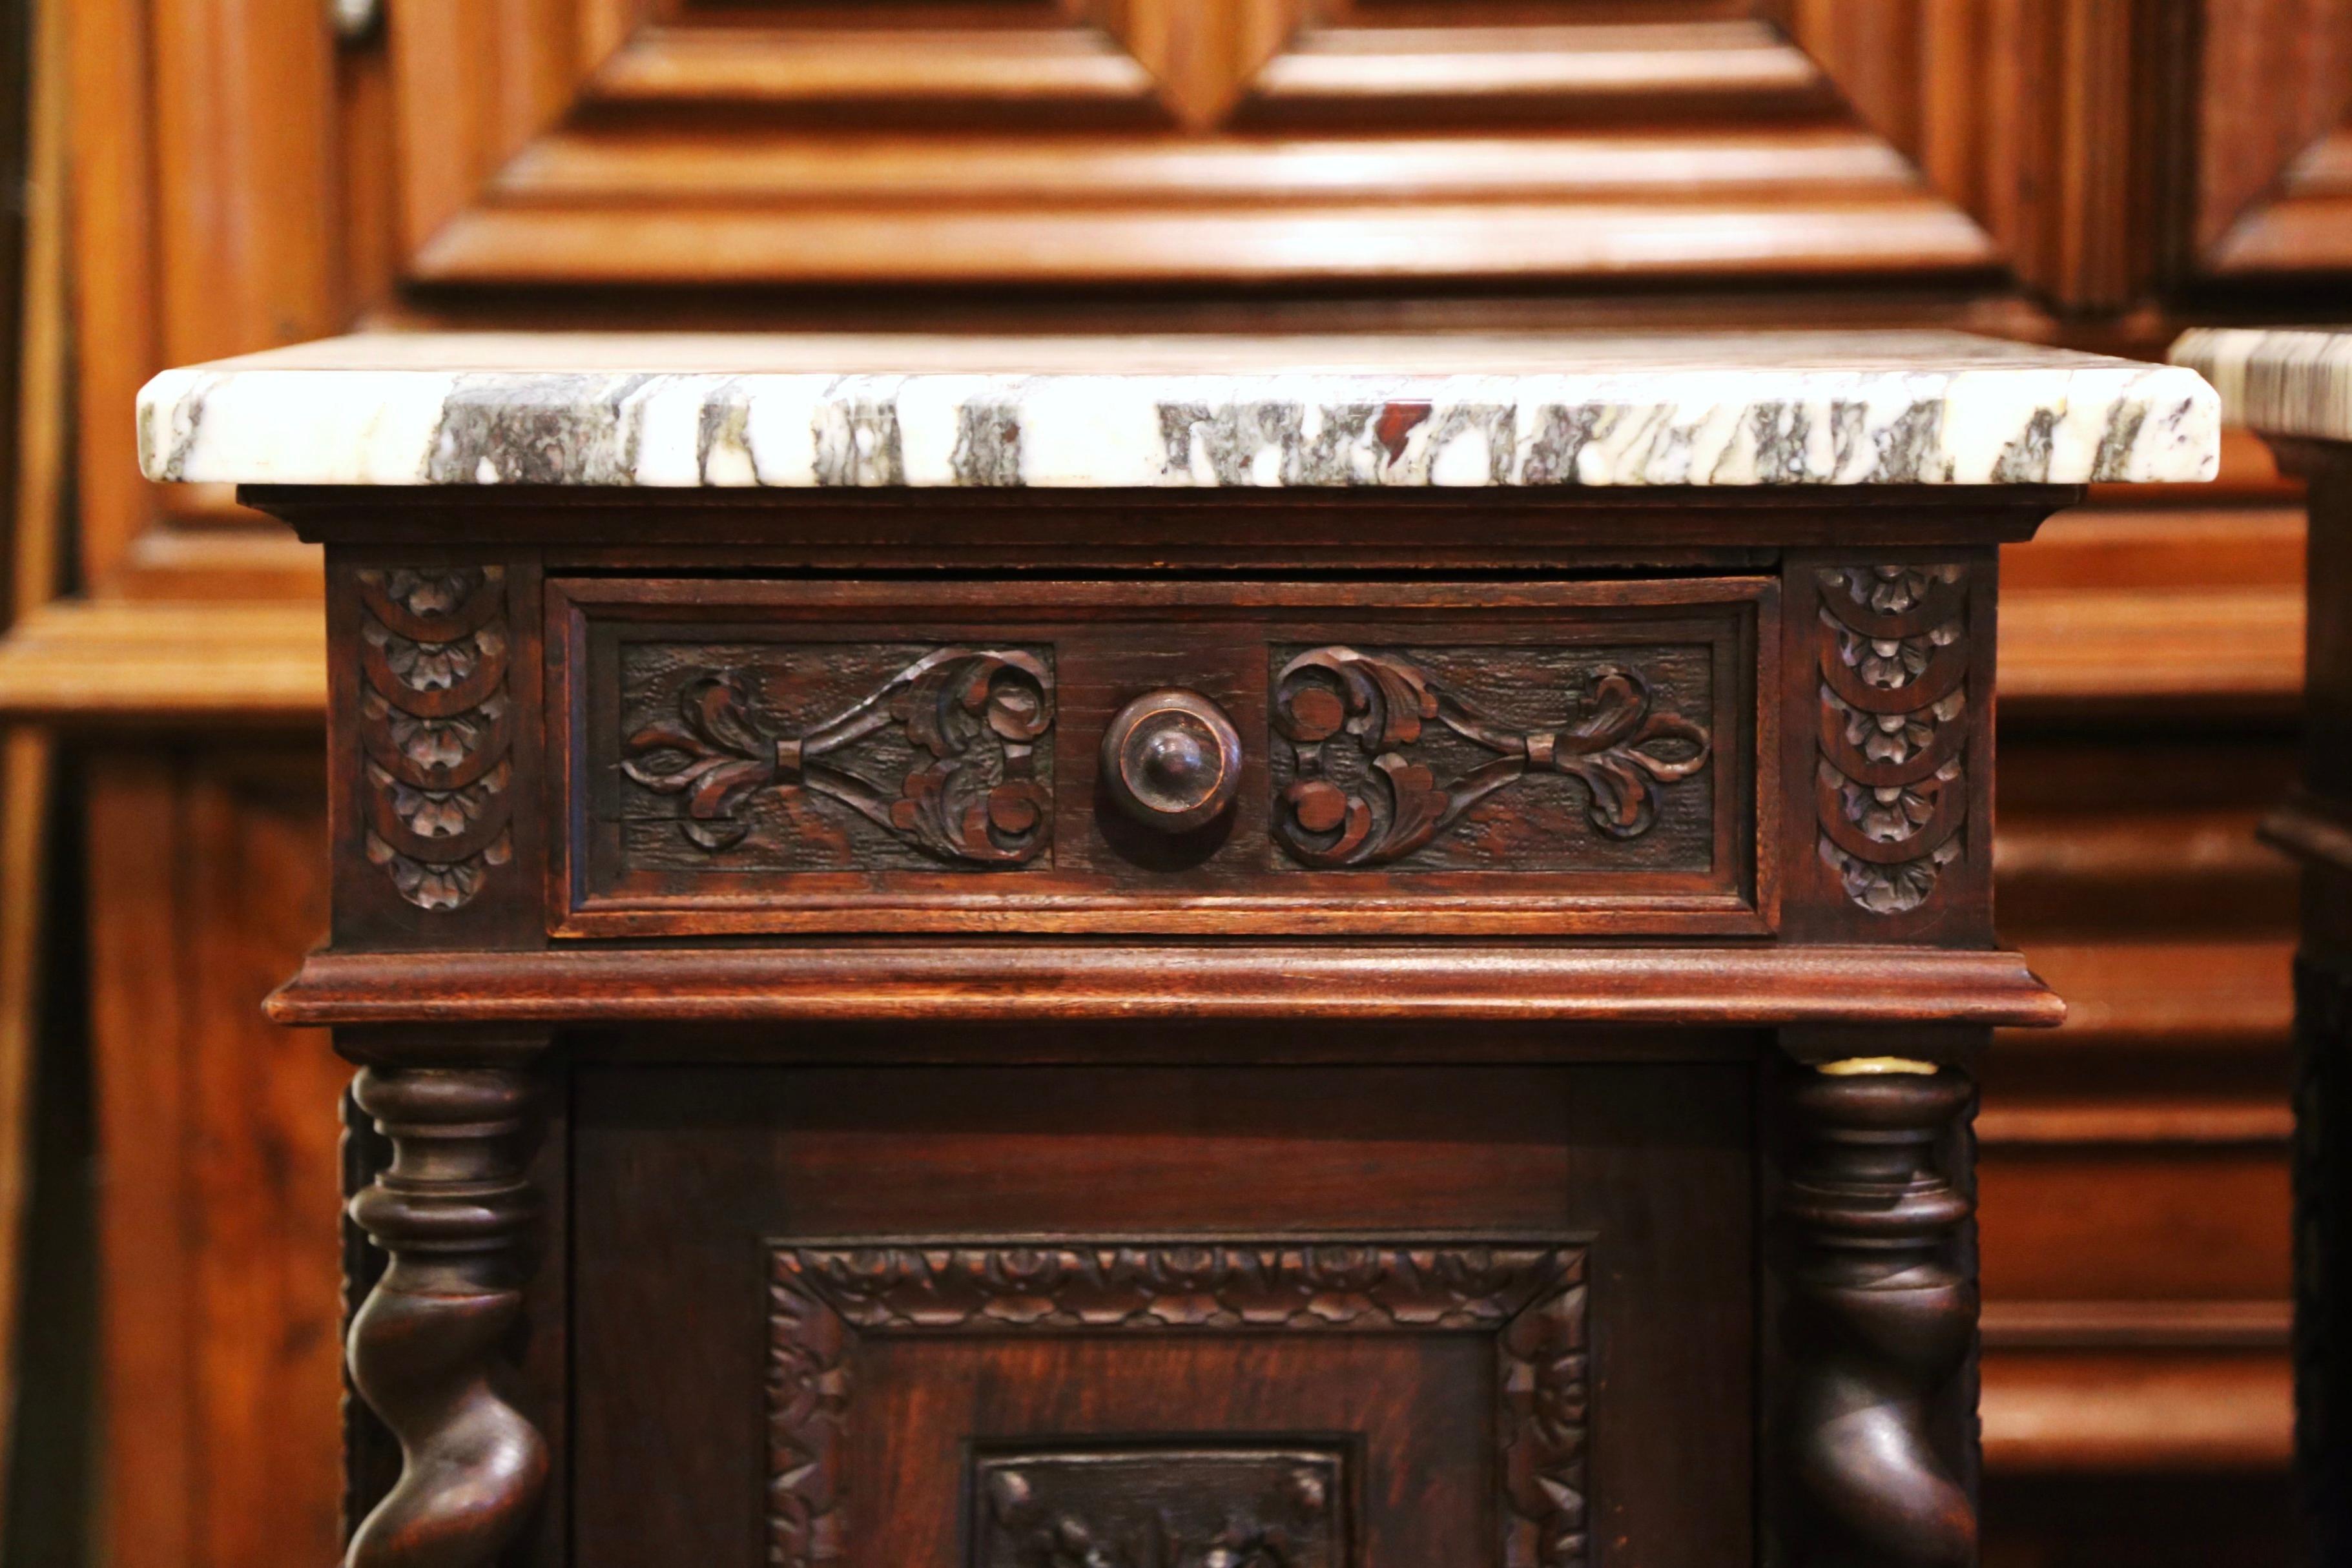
[766,1239,1587,1568]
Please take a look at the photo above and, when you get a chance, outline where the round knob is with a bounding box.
[1101,688,1243,833]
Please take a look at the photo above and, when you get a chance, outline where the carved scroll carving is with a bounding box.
[975,1447,1345,1568]
[1814,566,1969,914]
[622,647,1053,865]
[1270,645,1710,869]
[344,1062,546,1568]
[358,567,513,910]
[766,1240,1587,1568]
[1781,1066,1977,1568]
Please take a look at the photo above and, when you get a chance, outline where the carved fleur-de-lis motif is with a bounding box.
[621,648,1053,865]
[1270,646,1710,869]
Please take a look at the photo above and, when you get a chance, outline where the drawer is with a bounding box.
[548,577,1775,936]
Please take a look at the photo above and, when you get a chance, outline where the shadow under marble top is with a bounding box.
[138,329,2218,490]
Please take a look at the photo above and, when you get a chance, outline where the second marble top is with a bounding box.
[2172,327,2352,444]
[138,329,2218,490]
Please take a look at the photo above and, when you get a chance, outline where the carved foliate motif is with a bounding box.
[1270,645,1710,870]
[1814,566,1969,913]
[621,647,1053,866]
[765,1241,1588,1568]
[975,1448,1343,1568]
[358,567,513,910]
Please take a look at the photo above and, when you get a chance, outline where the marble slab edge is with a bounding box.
[139,361,2220,490]
[2172,326,2352,445]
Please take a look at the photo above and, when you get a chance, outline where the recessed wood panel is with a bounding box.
[570,1060,1754,1568]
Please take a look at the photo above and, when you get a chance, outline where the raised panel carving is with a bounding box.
[1269,644,1712,871]
[385,0,2148,294]
[766,1240,1588,1568]
[2192,0,2352,274]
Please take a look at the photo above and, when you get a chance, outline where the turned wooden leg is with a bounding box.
[1780,1058,1977,1568]
[345,1056,548,1568]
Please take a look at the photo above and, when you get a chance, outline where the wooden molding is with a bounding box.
[2194,0,2352,274]
[264,944,2066,1030]
[384,3,2073,287]
[767,1239,1587,1568]
[1981,1348,2293,1469]
[0,601,324,723]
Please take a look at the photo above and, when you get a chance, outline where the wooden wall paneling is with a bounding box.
[391,0,2045,284]
[1777,0,2166,309]
[87,748,344,1568]
[66,0,163,590]
[149,0,342,368]
[2192,0,2352,275]
[66,0,362,599]
[0,0,66,1529]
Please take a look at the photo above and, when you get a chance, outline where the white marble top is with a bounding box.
[138,330,2218,489]
[2172,327,2352,443]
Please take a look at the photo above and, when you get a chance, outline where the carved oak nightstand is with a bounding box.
[138,331,2216,1568]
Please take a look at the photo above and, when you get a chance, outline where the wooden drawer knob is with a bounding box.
[1101,688,1243,833]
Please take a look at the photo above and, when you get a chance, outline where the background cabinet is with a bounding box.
[0,0,2330,1564]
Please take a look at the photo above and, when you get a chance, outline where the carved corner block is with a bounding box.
[356,567,515,911]
[1811,565,1971,918]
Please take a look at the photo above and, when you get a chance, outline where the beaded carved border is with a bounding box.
[766,1240,1589,1568]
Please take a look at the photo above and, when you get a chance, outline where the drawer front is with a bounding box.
[549,577,1775,936]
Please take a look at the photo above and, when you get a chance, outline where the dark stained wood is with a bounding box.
[550,574,1770,937]
[572,1061,1750,1568]
[1779,1064,1979,1568]
[337,1033,550,1568]
[194,468,2095,1568]
[266,943,2065,1034]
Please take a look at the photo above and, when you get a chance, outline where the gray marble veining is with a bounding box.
[139,330,2220,488]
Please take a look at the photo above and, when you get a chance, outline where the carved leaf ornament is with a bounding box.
[1272,646,1710,868]
[1813,565,1969,913]
[622,647,1054,865]
[357,567,514,910]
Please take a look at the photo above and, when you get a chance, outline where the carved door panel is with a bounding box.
[382,0,2109,293]
[570,1057,1754,1568]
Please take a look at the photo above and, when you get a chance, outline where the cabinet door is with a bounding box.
[571,1058,1755,1568]
[386,0,2099,290]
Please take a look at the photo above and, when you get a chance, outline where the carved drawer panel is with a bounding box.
[548,577,1775,936]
